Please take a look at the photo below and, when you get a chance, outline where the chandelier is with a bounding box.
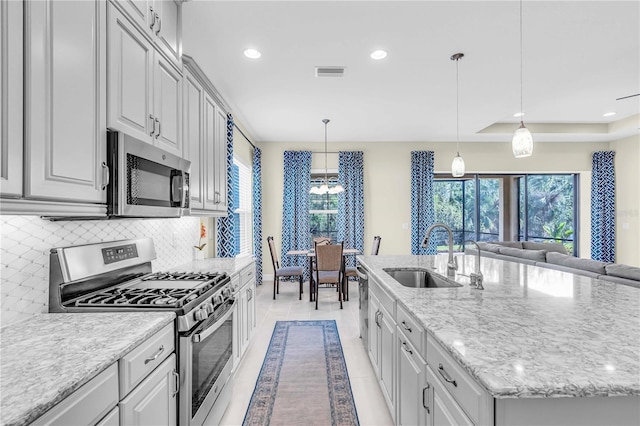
[310,119,344,195]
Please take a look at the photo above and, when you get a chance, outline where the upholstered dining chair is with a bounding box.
[343,236,381,300]
[313,241,344,310]
[267,236,304,300]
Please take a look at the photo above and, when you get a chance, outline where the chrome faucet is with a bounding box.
[464,240,484,290]
[422,223,457,277]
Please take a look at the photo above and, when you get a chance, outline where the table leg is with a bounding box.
[309,255,314,302]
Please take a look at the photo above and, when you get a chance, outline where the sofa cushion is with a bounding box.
[598,274,640,289]
[490,241,523,249]
[498,247,547,262]
[476,242,502,254]
[546,252,608,275]
[605,264,640,282]
[522,241,568,254]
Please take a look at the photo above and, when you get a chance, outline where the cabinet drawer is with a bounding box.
[397,303,423,353]
[32,364,118,426]
[119,323,174,397]
[426,333,492,425]
[370,275,395,317]
[240,264,255,286]
[427,364,474,426]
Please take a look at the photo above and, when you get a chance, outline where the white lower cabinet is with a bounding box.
[396,330,428,426]
[233,262,257,371]
[427,364,474,426]
[368,277,396,420]
[119,354,177,426]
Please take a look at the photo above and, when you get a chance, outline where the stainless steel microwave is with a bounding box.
[106,130,190,217]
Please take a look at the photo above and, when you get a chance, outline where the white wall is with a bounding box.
[259,140,621,275]
[610,134,640,267]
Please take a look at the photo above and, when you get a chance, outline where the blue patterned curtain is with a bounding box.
[281,151,312,279]
[411,151,437,255]
[216,113,236,257]
[252,147,263,285]
[591,151,616,262]
[337,151,364,270]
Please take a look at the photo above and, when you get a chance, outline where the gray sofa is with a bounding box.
[465,241,640,289]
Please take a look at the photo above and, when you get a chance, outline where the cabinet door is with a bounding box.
[0,0,23,197]
[183,71,204,210]
[153,0,180,65]
[213,105,228,212]
[379,306,395,415]
[239,285,249,356]
[153,54,182,156]
[24,0,107,202]
[248,281,256,332]
[203,94,217,210]
[397,334,427,426]
[107,3,153,143]
[117,0,153,33]
[368,292,380,373]
[427,365,474,426]
[120,354,178,426]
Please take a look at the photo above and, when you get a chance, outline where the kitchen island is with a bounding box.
[358,254,640,425]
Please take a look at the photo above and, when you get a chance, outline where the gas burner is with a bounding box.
[142,271,223,282]
[75,287,203,308]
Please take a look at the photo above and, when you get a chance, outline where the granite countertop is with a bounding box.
[357,254,640,399]
[172,256,255,277]
[0,312,175,426]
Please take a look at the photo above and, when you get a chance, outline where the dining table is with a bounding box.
[286,248,361,302]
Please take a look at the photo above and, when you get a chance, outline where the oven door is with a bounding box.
[179,299,235,426]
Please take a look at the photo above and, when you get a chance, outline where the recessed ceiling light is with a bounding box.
[370,50,388,60]
[603,112,616,117]
[513,112,525,117]
[243,48,261,59]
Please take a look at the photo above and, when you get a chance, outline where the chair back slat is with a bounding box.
[315,242,343,271]
[313,237,331,246]
[267,236,280,270]
[371,236,382,255]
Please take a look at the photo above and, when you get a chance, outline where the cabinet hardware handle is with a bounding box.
[374,310,379,327]
[155,14,161,35]
[155,118,161,138]
[438,363,457,387]
[149,7,155,30]
[172,371,180,397]
[101,162,110,190]
[401,321,412,333]
[401,341,413,354]
[214,191,220,204]
[144,345,165,364]
[422,383,431,413]
[149,114,156,136]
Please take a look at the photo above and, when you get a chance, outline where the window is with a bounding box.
[233,158,253,257]
[309,174,339,244]
[433,174,578,255]
[518,174,577,255]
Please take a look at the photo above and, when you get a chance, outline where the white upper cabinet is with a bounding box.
[183,56,228,216]
[24,0,107,203]
[115,0,181,66]
[0,0,23,198]
[107,2,182,157]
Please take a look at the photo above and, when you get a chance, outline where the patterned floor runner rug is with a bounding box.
[242,320,360,426]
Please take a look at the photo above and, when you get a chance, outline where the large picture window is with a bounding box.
[309,174,339,243]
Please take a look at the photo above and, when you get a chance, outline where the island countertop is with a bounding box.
[0,312,175,426]
[357,254,640,399]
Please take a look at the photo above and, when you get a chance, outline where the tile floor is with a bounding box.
[221,280,394,425]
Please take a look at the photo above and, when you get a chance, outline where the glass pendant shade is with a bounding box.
[512,121,533,158]
[328,184,344,194]
[309,118,345,195]
[451,153,465,177]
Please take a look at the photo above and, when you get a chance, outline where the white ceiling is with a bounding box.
[182,1,640,144]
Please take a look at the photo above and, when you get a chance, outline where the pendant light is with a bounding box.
[310,119,344,195]
[451,53,465,177]
[512,0,533,158]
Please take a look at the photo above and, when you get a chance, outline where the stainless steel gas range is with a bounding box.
[49,238,235,426]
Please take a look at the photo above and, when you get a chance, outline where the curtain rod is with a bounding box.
[233,123,256,149]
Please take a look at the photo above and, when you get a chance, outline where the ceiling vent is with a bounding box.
[315,67,345,78]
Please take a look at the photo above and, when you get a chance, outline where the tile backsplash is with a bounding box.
[0,215,202,327]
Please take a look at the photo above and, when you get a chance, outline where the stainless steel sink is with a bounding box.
[383,268,462,288]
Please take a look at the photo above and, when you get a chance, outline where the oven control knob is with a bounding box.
[194,308,208,321]
[204,303,214,314]
[216,294,225,305]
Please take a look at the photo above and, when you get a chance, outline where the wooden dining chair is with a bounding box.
[343,236,381,300]
[267,236,304,300]
[313,241,344,310]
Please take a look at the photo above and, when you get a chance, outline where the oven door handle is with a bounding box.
[192,299,236,343]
